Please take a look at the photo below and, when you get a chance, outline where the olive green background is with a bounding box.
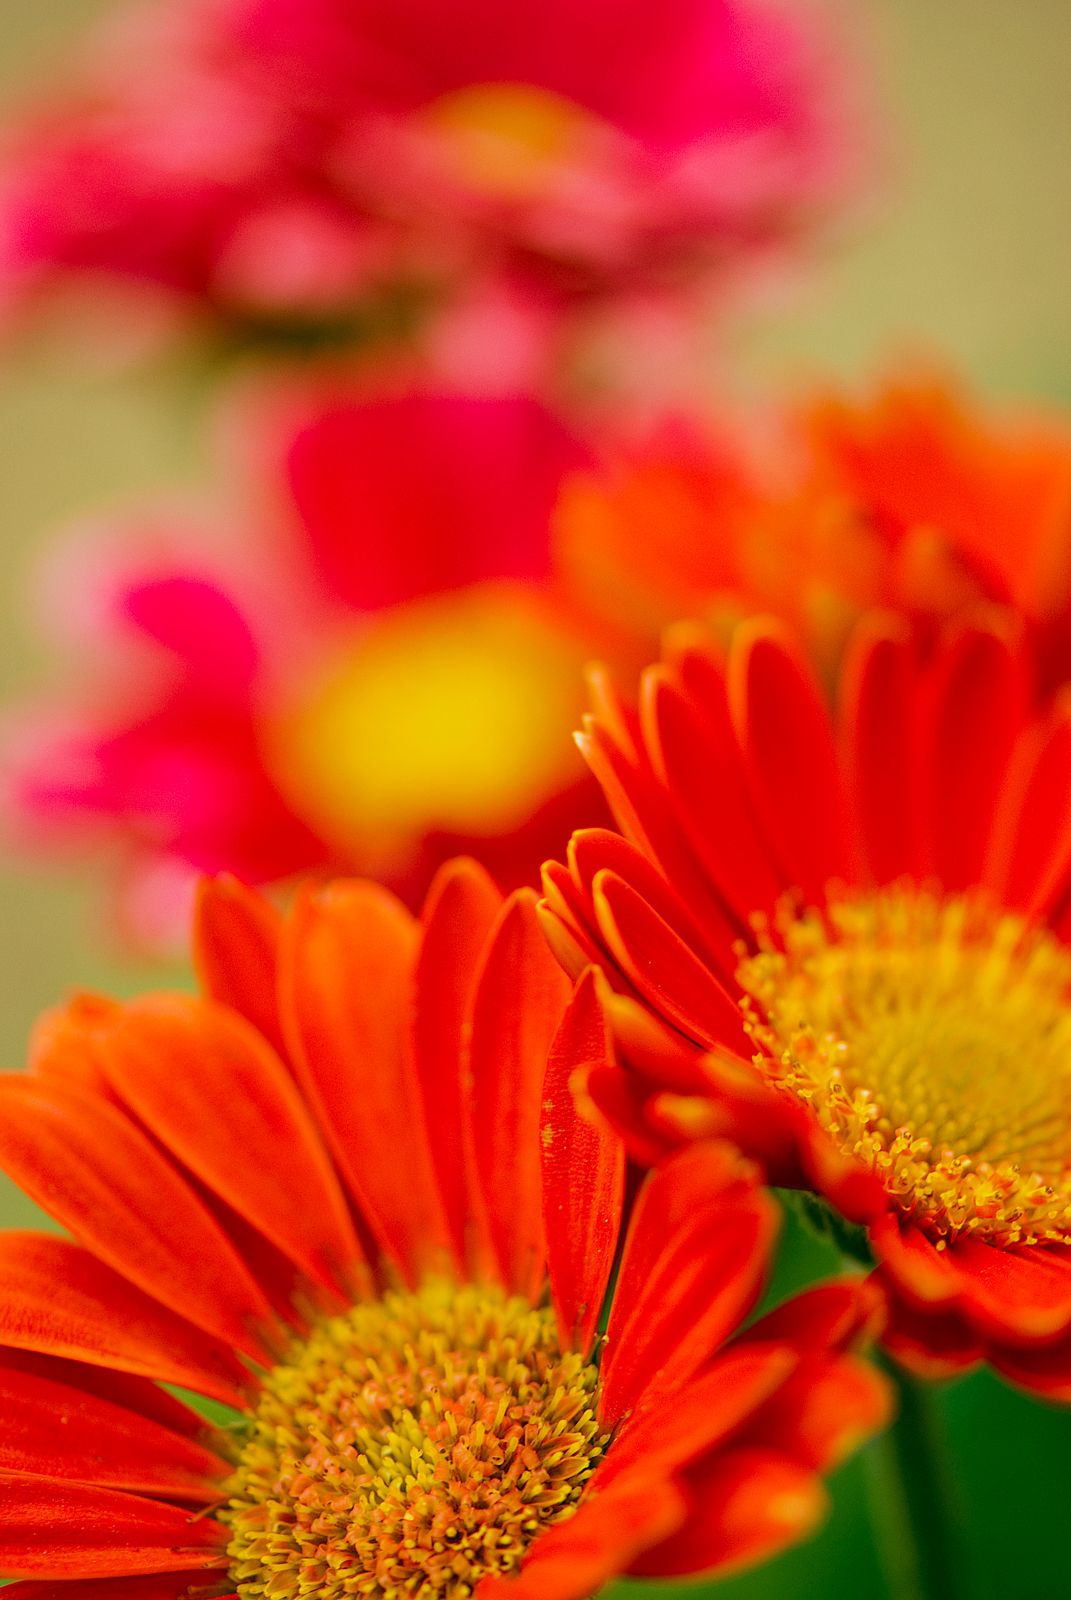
[0,4,1069,1596]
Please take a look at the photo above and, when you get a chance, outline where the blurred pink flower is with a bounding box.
[0,0,867,381]
[2,384,611,946]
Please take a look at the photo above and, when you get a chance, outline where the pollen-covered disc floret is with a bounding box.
[221,1280,610,1599]
[737,887,1071,1249]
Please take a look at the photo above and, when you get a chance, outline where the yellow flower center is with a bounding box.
[736,888,1071,1249]
[422,84,595,200]
[265,586,586,872]
[221,1281,608,1599]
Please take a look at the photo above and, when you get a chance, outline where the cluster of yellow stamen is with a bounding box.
[736,887,1071,1249]
[220,1280,609,1599]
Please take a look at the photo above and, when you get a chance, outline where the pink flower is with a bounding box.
[0,0,866,378]
[3,383,606,946]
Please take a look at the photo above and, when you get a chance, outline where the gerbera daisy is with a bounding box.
[0,861,887,1596]
[3,383,609,945]
[0,0,864,388]
[555,373,1071,685]
[542,614,1071,1398]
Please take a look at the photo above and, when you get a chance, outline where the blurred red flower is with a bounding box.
[3,384,616,944]
[0,0,866,385]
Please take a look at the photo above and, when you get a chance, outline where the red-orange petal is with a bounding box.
[917,625,1026,890]
[737,1352,892,1472]
[567,828,730,975]
[841,620,917,883]
[468,890,571,1299]
[27,996,121,1100]
[869,1216,967,1308]
[628,1446,826,1581]
[541,970,625,1357]
[101,995,361,1300]
[741,1277,886,1355]
[604,1344,798,1487]
[989,1328,1071,1402]
[0,1234,251,1408]
[730,622,849,901]
[279,880,451,1279]
[193,875,286,1060]
[578,719,736,940]
[4,1575,225,1600]
[943,1238,1071,1343]
[0,1475,227,1579]
[881,1296,983,1382]
[412,858,503,1275]
[0,1075,274,1364]
[478,1472,686,1600]
[580,1060,681,1168]
[0,1364,228,1499]
[641,657,784,927]
[985,710,1071,914]
[875,1219,1071,1342]
[600,1146,777,1425]
[0,1348,215,1443]
[591,870,746,1051]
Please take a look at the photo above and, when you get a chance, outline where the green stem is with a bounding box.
[864,1356,967,1600]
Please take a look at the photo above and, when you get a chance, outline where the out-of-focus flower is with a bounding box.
[0,864,888,1595]
[0,0,866,386]
[2,385,615,945]
[542,618,1071,1399]
[556,374,1071,683]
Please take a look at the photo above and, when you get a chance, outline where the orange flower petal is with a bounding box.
[730,621,849,901]
[479,1472,686,1600]
[412,857,503,1273]
[567,826,734,977]
[0,1076,274,1363]
[0,1364,228,1500]
[989,1328,1071,1402]
[0,1475,227,1579]
[600,1145,776,1424]
[629,1447,826,1581]
[917,624,1025,890]
[4,1575,226,1600]
[101,995,361,1300]
[194,875,286,1060]
[605,1344,798,1485]
[0,1348,213,1444]
[591,870,745,1051]
[468,889,571,1299]
[840,619,917,882]
[541,970,625,1356]
[944,1238,1071,1343]
[984,709,1071,914]
[737,1352,892,1472]
[280,880,451,1279]
[741,1277,886,1355]
[0,1235,251,1408]
[641,657,783,925]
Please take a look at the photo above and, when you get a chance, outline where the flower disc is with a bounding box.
[222,1280,609,1598]
[738,887,1071,1249]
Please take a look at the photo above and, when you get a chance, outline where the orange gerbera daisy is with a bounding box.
[556,374,1071,686]
[0,863,886,1597]
[542,616,1071,1399]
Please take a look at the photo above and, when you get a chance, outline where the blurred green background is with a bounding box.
[0,4,1069,1597]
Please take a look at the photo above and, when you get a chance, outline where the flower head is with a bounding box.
[0,0,865,382]
[543,615,1071,1397]
[556,374,1071,683]
[3,384,608,944]
[0,862,886,1594]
